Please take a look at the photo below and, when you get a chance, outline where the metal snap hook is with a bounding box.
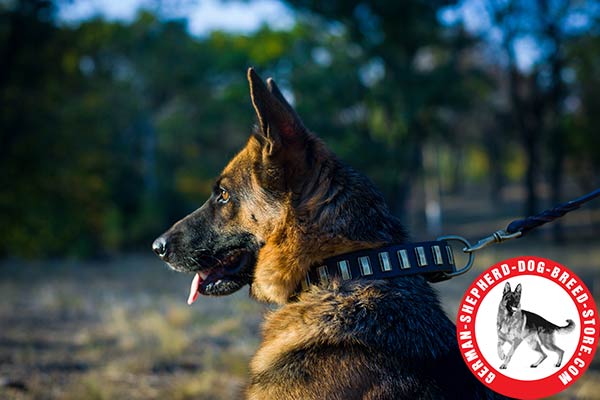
[463,229,522,253]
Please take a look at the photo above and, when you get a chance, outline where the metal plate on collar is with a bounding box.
[378,252,392,272]
[337,260,352,280]
[432,245,443,265]
[358,256,373,276]
[415,246,427,267]
[318,265,329,285]
[397,249,411,269]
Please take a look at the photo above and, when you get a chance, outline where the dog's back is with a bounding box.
[522,310,575,334]
[498,283,575,339]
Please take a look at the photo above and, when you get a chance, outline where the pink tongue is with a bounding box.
[187,273,201,305]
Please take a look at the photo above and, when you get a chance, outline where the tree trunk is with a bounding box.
[524,127,538,218]
[550,144,564,242]
[449,144,464,195]
[485,123,505,202]
[544,7,566,244]
[508,67,541,218]
[422,143,442,236]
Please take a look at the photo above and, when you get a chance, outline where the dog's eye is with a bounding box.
[218,187,230,204]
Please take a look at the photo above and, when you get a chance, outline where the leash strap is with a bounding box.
[300,240,458,291]
[506,188,600,236]
[465,187,600,253]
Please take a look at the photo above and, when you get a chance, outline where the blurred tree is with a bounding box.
[1,0,598,258]
[0,0,111,256]
[483,0,599,241]
[280,0,490,234]
[0,1,300,256]
[567,32,600,192]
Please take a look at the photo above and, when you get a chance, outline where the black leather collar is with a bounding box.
[297,240,458,293]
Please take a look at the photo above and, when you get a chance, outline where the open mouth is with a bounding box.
[187,249,254,304]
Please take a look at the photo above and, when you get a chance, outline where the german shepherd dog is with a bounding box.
[497,282,575,370]
[153,68,506,399]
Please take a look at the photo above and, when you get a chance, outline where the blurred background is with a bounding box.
[1,0,599,399]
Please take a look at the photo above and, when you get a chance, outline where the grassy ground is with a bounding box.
[0,256,267,399]
[1,184,599,399]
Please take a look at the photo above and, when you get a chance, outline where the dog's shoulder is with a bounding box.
[249,278,503,399]
[255,277,455,364]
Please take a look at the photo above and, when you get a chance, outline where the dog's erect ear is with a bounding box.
[503,282,511,295]
[266,77,296,115]
[514,283,522,302]
[247,68,306,153]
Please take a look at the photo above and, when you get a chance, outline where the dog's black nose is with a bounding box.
[152,237,168,258]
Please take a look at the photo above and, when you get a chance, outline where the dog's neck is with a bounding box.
[251,140,409,304]
[297,139,407,243]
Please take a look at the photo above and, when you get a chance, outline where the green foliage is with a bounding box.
[0,0,598,258]
[0,1,302,257]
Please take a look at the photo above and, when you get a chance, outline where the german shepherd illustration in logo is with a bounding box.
[497,282,576,369]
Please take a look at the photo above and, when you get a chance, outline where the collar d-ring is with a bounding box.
[436,235,475,278]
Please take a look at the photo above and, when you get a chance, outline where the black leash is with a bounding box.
[298,188,600,293]
[508,188,600,236]
[465,187,600,253]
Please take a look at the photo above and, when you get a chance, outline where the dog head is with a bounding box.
[154,68,404,304]
[501,282,522,312]
[152,68,323,302]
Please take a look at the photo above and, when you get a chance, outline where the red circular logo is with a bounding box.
[456,256,599,399]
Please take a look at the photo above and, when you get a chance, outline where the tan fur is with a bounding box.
[252,220,379,303]
[219,138,284,239]
[247,282,399,400]
[219,135,382,304]
[250,281,384,374]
